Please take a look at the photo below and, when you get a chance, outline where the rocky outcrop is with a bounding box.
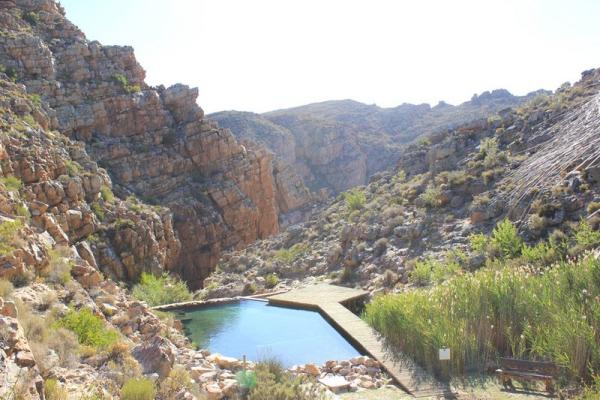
[211,90,545,197]
[0,299,44,400]
[0,0,280,287]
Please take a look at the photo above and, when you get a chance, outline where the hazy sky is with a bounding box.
[59,0,600,114]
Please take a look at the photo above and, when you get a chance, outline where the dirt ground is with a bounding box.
[338,377,556,400]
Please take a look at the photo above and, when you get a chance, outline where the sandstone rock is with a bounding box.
[206,354,241,370]
[304,363,320,377]
[205,383,224,400]
[132,335,176,378]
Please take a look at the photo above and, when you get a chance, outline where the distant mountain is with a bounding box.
[211,89,548,195]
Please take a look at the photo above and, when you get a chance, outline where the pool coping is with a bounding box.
[150,289,289,311]
[268,284,449,398]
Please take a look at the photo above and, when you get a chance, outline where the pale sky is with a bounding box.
[59,0,600,114]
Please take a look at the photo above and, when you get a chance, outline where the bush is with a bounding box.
[44,247,73,285]
[490,219,522,259]
[132,272,192,306]
[0,175,22,192]
[56,308,119,349]
[44,379,67,400]
[100,185,115,203]
[22,11,39,25]
[264,273,279,289]
[121,378,156,400]
[0,219,23,256]
[343,188,366,211]
[113,74,141,94]
[248,360,327,400]
[409,256,460,286]
[479,137,500,168]
[365,255,600,380]
[15,203,30,218]
[409,260,432,286]
[419,184,443,208]
[91,202,105,221]
[574,219,600,249]
[64,160,83,176]
[382,269,399,287]
[158,366,197,399]
[469,233,488,253]
[0,279,13,298]
[274,243,308,264]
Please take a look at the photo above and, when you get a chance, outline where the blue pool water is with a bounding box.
[174,300,361,366]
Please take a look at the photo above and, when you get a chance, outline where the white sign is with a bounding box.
[439,348,451,361]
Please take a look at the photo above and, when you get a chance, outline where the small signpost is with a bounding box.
[439,347,451,382]
[439,348,450,361]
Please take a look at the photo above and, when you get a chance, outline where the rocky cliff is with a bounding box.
[211,89,547,196]
[0,0,282,288]
[206,68,600,297]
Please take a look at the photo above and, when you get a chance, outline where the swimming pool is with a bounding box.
[173,299,361,366]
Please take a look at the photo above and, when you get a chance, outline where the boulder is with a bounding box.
[132,335,176,378]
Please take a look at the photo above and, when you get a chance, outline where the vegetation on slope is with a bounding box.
[132,272,192,306]
[365,219,600,386]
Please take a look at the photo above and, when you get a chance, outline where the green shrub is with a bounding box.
[419,184,443,208]
[409,256,460,286]
[469,233,488,253]
[248,360,327,400]
[365,255,600,380]
[45,247,73,285]
[343,188,366,211]
[15,203,30,218]
[91,202,105,221]
[121,378,156,400]
[574,219,600,249]
[64,160,83,176]
[56,308,119,349]
[100,185,115,203]
[0,219,23,256]
[132,272,192,306]
[22,11,39,25]
[265,273,279,289]
[236,369,258,393]
[112,74,141,94]
[490,219,522,259]
[29,93,42,105]
[0,175,22,191]
[158,366,197,399]
[480,137,502,168]
[44,379,67,400]
[409,260,432,286]
[274,243,308,264]
[588,202,600,215]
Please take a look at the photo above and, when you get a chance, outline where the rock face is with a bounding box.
[0,299,44,400]
[0,0,280,288]
[211,92,546,196]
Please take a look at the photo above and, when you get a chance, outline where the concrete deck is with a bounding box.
[269,284,449,398]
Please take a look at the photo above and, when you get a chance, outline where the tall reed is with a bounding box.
[364,256,600,381]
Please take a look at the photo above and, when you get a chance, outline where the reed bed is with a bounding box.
[365,256,600,382]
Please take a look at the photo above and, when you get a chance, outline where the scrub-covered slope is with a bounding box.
[211,89,546,196]
[208,68,600,298]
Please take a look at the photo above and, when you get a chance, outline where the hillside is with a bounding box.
[211,89,546,196]
[208,67,599,303]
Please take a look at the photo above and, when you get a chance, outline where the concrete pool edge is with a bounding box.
[149,290,289,312]
[268,284,450,398]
